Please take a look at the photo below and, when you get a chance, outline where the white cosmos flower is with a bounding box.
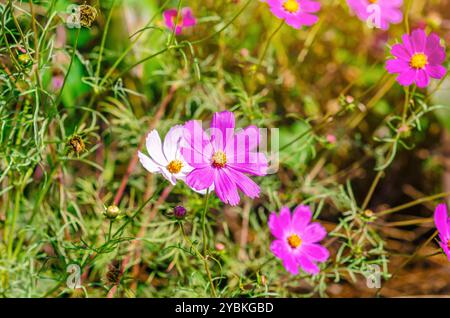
[138,125,213,194]
[138,125,191,185]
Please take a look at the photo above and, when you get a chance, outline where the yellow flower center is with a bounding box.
[212,151,227,168]
[287,234,302,249]
[410,53,428,69]
[167,160,183,174]
[368,0,378,4]
[283,0,300,14]
[172,15,183,27]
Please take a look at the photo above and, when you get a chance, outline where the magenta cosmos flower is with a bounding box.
[386,29,447,88]
[163,7,196,35]
[181,111,268,206]
[434,203,450,261]
[266,0,321,29]
[346,0,403,30]
[269,205,329,275]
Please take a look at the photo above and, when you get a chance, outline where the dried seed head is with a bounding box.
[106,260,121,285]
[67,135,86,155]
[105,205,120,219]
[79,5,97,28]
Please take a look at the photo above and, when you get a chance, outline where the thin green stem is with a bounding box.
[54,28,81,108]
[378,191,450,216]
[255,20,284,72]
[168,0,183,46]
[202,189,211,254]
[95,0,116,89]
[191,0,252,44]
[200,189,216,297]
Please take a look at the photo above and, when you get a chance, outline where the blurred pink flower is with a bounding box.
[52,74,64,90]
[265,0,320,29]
[326,134,337,144]
[386,29,446,88]
[434,203,450,261]
[181,111,268,206]
[346,0,403,30]
[269,205,329,275]
[163,7,196,35]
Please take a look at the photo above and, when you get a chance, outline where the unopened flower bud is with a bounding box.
[105,205,120,219]
[215,243,225,251]
[174,206,186,219]
[18,53,32,66]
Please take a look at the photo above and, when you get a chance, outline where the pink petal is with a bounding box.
[426,65,446,79]
[401,33,414,54]
[425,33,442,52]
[291,205,312,232]
[415,69,430,88]
[301,0,321,13]
[163,9,177,30]
[181,7,197,27]
[303,223,327,243]
[270,239,289,259]
[214,168,240,206]
[396,68,416,86]
[269,213,285,239]
[410,29,427,52]
[296,13,319,26]
[297,254,319,275]
[210,111,235,151]
[229,125,261,154]
[434,204,449,241]
[226,168,260,199]
[302,243,330,262]
[227,152,268,176]
[391,44,411,61]
[269,206,292,239]
[186,166,214,191]
[282,253,299,275]
[386,59,409,74]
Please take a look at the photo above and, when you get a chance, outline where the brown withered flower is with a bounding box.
[67,135,86,156]
[78,4,97,28]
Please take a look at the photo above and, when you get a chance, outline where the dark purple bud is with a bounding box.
[174,206,186,219]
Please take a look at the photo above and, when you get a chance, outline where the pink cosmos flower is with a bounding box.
[266,0,321,29]
[181,111,268,206]
[346,0,403,30]
[386,29,447,88]
[269,205,329,275]
[434,203,450,261]
[163,7,197,35]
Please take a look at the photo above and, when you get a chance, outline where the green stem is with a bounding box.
[191,0,252,44]
[95,0,116,89]
[200,189,216,297]
[112,183,164,239]
[54,28,80,108]
[202,189,211,254]
[168,0,183,46]
[378,191,450,216]
[255,20,284,72]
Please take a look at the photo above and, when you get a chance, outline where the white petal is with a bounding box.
[146,130,168,166]
[163,125,185,161]
[194,184,215,195]
[138,151,161,173]
[160,167,177,185]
